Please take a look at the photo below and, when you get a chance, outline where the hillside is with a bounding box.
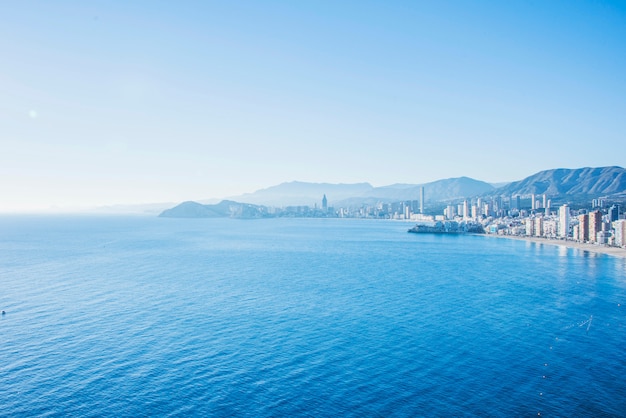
[158,166,626,217]
[231,177,494,207]
[494,166,626,197]
[232,181,374,206]
[159,200,268,218]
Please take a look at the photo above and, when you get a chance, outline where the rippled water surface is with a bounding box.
[1,216,626,416]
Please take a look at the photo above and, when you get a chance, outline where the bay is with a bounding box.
[1,216,625,416]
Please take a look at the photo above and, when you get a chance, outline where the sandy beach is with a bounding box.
[487,234,626,259]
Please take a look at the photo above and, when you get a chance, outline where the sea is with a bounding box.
[1,215,625,417]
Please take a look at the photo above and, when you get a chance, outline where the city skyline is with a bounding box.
[2,1,626,212]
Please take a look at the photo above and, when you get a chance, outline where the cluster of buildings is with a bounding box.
[440,195,626,248]
[312,192,626,248]
[270,192,626,248]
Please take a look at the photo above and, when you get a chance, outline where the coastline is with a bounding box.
[486,234,626,259]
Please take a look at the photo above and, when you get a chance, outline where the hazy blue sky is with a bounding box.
[2,1,625,211]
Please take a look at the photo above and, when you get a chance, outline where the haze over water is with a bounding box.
[2,216,625,416]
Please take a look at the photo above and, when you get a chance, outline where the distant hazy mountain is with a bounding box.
[159,200,267,218]
[424,177,496,201]
[230,177,494,207]
[494,166,626,197]
[159,166,626,217]
[231,181,375,206]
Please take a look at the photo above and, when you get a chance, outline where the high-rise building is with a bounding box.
[559,204,570,238]
[420,187,424,214]
[445,205,456,220]
[609,205,620,222]
[526,218,534,236]
[578,213,589,242]
[322,194,328,211]
[463,200,469,219]
[483,203,492,217]
[614,220,626,247]
[534,217,544,237]
[542,194,547,209]
[589,210,602,243]
[531,194,536,210]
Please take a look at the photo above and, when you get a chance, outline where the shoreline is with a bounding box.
[486,234,626,259]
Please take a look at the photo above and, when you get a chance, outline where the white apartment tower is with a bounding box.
[614,220,626,247]
[559,204,570,238]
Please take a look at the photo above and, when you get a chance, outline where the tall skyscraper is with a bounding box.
[559,204,570,238]
[322,194,328,211]
[419,187,424,214]
[531,194,536,210]
[542,194,547,209]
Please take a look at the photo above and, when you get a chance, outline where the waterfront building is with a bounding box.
[445,205,456,220]
[542,194,547,210]
[559,204,570,238]
[534,217,544,237]
[589,210,602,244]
[525,218,534,236]
[596,231,610,245]
[543,219,558,238]
[420,187,424,214]
[463,200,469,219]
[614,220,626,247]
[578,213,589,242]
[322,194,328,211]
[531,194,536,210]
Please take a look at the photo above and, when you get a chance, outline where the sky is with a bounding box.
[1,1,625,212]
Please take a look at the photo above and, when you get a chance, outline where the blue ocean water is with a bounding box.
[1,216,625,417]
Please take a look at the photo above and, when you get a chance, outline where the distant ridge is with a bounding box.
[494,166,626,197]
[231,181,374,206]
[159,200,268,219]
[158,166,626,217]
[230,177,494,207]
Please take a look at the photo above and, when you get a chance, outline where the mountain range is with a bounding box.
[160,166,626,217]
[228,177,496,207]
[495,166,626,197]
